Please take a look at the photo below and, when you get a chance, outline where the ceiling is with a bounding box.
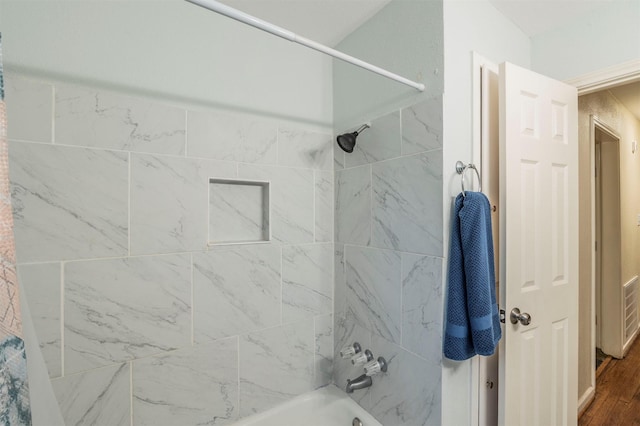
[218,0,616,46]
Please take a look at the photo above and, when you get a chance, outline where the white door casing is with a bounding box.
[498,62,579,426]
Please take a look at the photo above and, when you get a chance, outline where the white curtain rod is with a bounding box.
[185,0,426,92]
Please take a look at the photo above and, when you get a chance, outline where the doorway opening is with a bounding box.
[593,120,621,364]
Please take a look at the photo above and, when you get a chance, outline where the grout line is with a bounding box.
[399,108,403,157]
[51,84,56,144]
[128,151,131,257]
[60,261,65,377]
[276,127,280,167]
[184,110,188,158]
[236,336,241,418]
[399,255,404,347]
[336,242,445,259]
[6,138,333,173]
[190,252,194,346]
[280,245,284,325]
[312,315,317,387]
[130,361,134,426]
[369,164,373,246]
[313,170,317,243]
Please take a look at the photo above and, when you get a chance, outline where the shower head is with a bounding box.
[336,124,370,153]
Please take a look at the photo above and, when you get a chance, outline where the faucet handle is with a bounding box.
[351,349,373,366]
[364,357,388,376]
[340,342,362,359]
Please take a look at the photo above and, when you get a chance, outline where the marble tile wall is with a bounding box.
[6,74,334,425]
[334,95,443,426]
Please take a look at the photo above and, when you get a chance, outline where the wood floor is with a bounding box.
[579,335,640,426]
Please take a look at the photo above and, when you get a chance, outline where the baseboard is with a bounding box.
[578,386,596,418]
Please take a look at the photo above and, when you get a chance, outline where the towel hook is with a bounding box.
[455,161,481,197]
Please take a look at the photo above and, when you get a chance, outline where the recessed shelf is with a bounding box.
[208,178,270,245]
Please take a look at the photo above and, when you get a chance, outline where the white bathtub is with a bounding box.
[232,385,383,426]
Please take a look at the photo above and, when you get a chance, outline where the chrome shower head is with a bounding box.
[336,124,370,153]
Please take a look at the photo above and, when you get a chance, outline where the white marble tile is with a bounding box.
[402,254,443,360]
[55,84,185,155]
[314,170,333,243]
[187,109,277,163]
[130,153,236,255]
[193,245,280,342]
[209,180,269,244]
[333,315,372,409]
[278,128,332,170]
[345,112,401,168]
[64,254,191,374]
[133,337,239,425]
[4,75,53,143]
[345,246,401,344]
[314,314,333,389]
[282,243,333,322]
[372,151,443,256]
[401,96,442,155]
[334,244,346,320]
[239,164,314,244]
[335,165,371,245]
[370,335,441,426]
[52,363,130,426]
[334,138,345,170]
[9,142,128,262]
[239,321,314,417]
[18,263,61,378]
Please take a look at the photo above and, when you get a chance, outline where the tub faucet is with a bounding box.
[345,374,372,393]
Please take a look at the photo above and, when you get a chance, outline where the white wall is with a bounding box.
[0,0,333,127]
[441,1,530,424]
[531,0,640,81]
[332,0,443,131]
[332,2,445,425]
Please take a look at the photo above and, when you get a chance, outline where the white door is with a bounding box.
[498,62,579,426]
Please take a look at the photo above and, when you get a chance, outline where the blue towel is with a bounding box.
[444,191,501,361]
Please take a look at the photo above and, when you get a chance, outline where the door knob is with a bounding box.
[510,308,531,326]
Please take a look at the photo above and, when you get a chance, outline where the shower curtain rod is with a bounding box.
[185,0,426,92]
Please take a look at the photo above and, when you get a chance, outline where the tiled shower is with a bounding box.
[7,75,334,425]
[7,55,443,426]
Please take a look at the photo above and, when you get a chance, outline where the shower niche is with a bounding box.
[208,178,270,245]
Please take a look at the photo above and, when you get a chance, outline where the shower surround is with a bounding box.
[6,74,334,425]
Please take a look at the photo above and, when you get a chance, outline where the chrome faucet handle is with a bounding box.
[351,349,373,366]
[340,342,362,359]
[364,357,388,376]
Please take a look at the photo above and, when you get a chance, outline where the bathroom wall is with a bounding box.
[332,1,444,425]
[576,89,640,400]
[440,0,531,424]
[0,0,332,125]
[6,73,334,425]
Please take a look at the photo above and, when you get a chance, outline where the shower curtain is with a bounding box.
[0,33,33,425]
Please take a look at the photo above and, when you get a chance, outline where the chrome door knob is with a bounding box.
[510,308,531,326]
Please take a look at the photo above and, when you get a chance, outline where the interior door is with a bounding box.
[498,62,579,426]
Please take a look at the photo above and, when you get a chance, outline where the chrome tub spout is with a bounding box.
[345,374,373,393]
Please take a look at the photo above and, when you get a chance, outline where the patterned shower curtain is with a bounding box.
[0,33,32,425]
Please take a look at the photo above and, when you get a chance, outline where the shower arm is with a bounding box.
[185,0,426,92]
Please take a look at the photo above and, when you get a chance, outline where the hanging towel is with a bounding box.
[444,191,501,361]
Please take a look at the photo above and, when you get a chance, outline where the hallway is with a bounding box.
[579,336,640,425]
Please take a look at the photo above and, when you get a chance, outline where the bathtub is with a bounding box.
[232,385,383,426]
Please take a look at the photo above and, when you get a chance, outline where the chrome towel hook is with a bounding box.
[455,161,481,197]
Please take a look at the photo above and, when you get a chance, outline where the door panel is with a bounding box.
[498,62,578,426]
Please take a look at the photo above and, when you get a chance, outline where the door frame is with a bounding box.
[592,116,622,359]
[569,59,640,414]
[470,56,640,423]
